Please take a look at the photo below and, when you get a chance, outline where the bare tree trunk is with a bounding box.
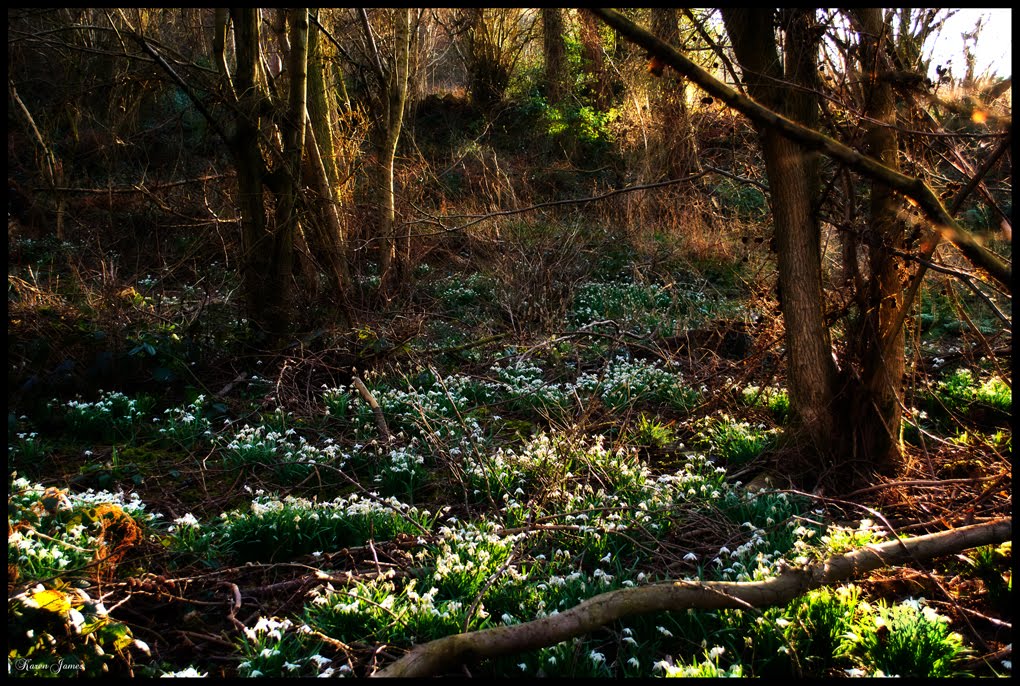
[851,8,906,470]
[722,8,839,468]
[307,9,338,188]
[230,8,285,334]
[649,8,698,180]
[226,8,306,336]
[541,8,567,106]
[578,10,610,109]
[376,8,413,291]
[302,121,353,312]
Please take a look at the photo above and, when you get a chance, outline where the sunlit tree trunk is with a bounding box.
[722,9,840,467]
[578,10,610,109]
[542,8,567,106]
[850,8,906,470]
[375,8,413,290]
[221,8,312,336]
[649,8,698,180]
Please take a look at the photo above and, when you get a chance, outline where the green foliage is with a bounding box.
[9,431,48,469]
[62,391,154,443]
[544,102,619,148]
[660,646,745,677]
[322,386,353,420]
[430,272,496,322]
[709,177,768,219]
[202,492,432,563]
[850,599,969,677]
[631,414,675,448]
[126,322,191,384]
[570,280,689,336]
[9,584,151,678]
[741,385,790,423]
[959,542,1011,605]
[923,367,1012,421]
[575,356,700,412]
[694,413,777,464]
[152,394,213,448]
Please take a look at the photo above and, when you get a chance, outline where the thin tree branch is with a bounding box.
[587,9,1011,292]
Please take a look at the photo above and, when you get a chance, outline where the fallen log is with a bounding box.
[374,518,1011,678]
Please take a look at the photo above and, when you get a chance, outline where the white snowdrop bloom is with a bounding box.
[599,552,612,563]
[709,646,725,659]
[174,513,199,527]
[775,618,791,628]
[160,667,208,677]
[657,626,673,637]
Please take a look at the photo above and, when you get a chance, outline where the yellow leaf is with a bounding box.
[31,589,72,615]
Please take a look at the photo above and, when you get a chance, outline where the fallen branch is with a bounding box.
[352,376,391,442]
[374,518,1010,678]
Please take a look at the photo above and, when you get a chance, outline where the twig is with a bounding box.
[843,474,1003,499]
[463,550,517,633]
[352,376,392,442]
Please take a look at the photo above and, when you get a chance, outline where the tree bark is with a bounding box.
[722,8,839,464]
[578,10,610,109]
[851,8,906,470]
[374,518,1011,678]
[541,8,567,106]
[230,8,289,335]
[375,8,413,290]
[648,8,699,181]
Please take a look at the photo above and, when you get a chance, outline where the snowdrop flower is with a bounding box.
[653,660,672,673]
[684,552,698,561]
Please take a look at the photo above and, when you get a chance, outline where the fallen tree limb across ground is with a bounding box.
[374,518,1011,678]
